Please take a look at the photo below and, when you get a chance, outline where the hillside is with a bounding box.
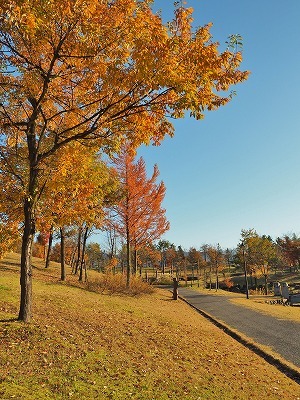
[1,253,300,400]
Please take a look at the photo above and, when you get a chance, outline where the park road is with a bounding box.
[178,287,300,369]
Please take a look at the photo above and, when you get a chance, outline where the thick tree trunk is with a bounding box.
[18,120,42,321]
[45,226,54,269]
[60,227,66,281]
[18,197,35,322]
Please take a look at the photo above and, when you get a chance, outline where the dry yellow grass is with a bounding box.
[1,253,300,400]
[230,297,300,322]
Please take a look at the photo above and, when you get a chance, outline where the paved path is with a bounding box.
[178,287,300,369]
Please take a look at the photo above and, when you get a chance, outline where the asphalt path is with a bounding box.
[178,287,300,369]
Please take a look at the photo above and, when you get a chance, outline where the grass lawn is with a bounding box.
[1,253,300,400]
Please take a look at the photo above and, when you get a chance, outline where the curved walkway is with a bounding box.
[177,287,300,382]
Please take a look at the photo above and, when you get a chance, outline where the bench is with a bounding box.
[289,293,300,306]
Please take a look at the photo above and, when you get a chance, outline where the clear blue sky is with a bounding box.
[136,0,300,250]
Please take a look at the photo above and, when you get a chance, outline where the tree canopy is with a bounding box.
[0,0,249,321]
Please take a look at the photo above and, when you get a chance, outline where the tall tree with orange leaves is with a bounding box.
[108,147,169,285]
[0,0,249,321]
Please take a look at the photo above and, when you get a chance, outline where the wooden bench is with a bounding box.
[289,293,300,306]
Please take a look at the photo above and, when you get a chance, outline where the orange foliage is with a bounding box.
[109,146,170,250]
[1,0,249,158]
[0,0,249,320]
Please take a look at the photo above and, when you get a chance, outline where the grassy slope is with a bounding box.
[0,254,300,400]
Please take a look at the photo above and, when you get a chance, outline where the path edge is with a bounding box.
[178,293,300,385]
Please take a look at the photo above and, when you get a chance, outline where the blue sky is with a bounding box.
[136,0,300,250]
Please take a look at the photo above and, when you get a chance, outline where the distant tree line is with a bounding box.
[25,227,299,297]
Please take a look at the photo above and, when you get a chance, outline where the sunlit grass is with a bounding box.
[1,253,300,399]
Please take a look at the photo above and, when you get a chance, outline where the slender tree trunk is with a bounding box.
[84,261,88,282]
[70,247,77,273]
[139,254,142,277]
[215,262,219,291]
[133,248,138,275]
[264,275,268,295]
[107,226,116,260]
[79,226,88,282]
[18,197,35,322]
[45,225,54,269]
[60,227,66,281]
[126,225,131,287]
[74,226,82,275]
[161,253,165,274]
[215,267,219,291]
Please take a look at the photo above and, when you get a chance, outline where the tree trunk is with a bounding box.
[133,248,138,275]
[79,226,88,282]
[74,226,82,275]
[83,260,88,282]
[45,225,54,268]
[70,247,77,273]
[126,225,131,287]
[18,197,35,322]
[215,266,219,291]
[60,227,66,281]
[172,278,178,300]
[139,256,142,277]
[161,253,166,274]
[264,275,268,295]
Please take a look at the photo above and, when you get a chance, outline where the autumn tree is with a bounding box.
[207,244,224,291]
[224,248,235,272]
[85,242,104,271]
[165,244,177,275]
[239,229,277,294]
[276,234,300,272]
[137,243,161,278]
[0,0,248,321]
[107,147,169,284]
[32,231,49,259]
[0,156,23,258]
[38,143,118,281]
[157,239,174,274]
[0,217,19,259]
[50,231,77,266]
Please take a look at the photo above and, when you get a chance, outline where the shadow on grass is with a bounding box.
[0,260,20,273]
[0,317,19,323]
